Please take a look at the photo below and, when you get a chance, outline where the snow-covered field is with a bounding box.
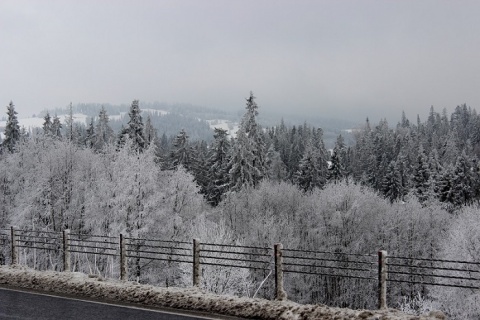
[0,265,445,320]
[0,114,89,131]
[206,119,239,137]
[0,117,44,134]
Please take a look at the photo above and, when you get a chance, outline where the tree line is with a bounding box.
[7,96,478,212]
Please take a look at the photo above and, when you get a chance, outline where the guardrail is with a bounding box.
[1,227,478,309]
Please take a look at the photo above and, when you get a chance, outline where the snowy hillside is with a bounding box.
[0,114,88,131]
[0,108,233,142]
[0,116,43,133]
[206,119,240,137]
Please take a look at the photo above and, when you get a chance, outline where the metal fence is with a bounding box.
[281,247,378,307]
[1,226,479,309]
[69,232,119,277]
[0,229,9,265]
[387,255,480,289]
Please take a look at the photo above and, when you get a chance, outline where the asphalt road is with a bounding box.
[0,287,225,320]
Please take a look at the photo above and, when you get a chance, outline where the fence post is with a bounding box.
[63,229,71,272]
[378,250,388,309]
[193,238,201,287]
[10,226,17,265]
[120,234,128,280]
[274,243,287,301]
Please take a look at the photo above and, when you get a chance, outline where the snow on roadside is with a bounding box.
[0,266,445,320]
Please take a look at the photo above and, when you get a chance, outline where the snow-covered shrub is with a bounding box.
[429,206,480,320]
[399,293,438,315]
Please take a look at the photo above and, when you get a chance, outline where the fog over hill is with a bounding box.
[0,101,359,147]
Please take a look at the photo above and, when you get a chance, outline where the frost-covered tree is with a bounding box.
[327,148,345,183]
[412,148,430,203]
[2,101,20,153]
[42,112,52,135]
[265,144,287,182]
[205,128,231,206]
[169,129,191,170]
[382,161,402,202]
[437,165,455,211]
[94,106,114,151]
[127,100,145,153]
[144,115,157,145]
[441,129,460,166]
[51,114,62,138]
[228,92,266,191]
[286,125,304,179]
[450,151,473,207]
[432,206,480,320]
[294,140,326,191]
[189,141,209,193]
[85,119,95,148]
[427,149,443,198]
[64,102,75,141]
[116,125,129,151]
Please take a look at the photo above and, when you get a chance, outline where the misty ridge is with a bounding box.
[0,95,479,319]
[0,100,359,148]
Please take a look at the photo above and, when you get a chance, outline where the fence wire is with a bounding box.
[386,255,480,291]
[1,228,479,306]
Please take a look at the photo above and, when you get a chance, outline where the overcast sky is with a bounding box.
[1,0,480,123]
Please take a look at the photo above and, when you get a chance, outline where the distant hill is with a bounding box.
[1,102,358,147]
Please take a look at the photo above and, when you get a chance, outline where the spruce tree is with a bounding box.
[85,119,95,148]
[312,127,329,183]
[441,129,460,166]
[127,100,145,153]
[327,148,345,183]
[395,150,409,201]
[382,161,401,202]
[169,129,191,170]
[427,148,443,198]
[438,165,455,210]
[412,148,430,203]
[328,134,347,183]
[51,114,62,138]
[286,126,303,179]
[156,132,170,162]
[116,125,129,151]
[65,102,74,141]
[43,112,52,135]
[190,141,209,194]
[94,106,114,151]
[295,141,325,191]
[144,115,157,145]
[205,128,231,205]
[228,92,266,191]
[2,101,21,153]
[265,144,287,182]
[451,151,473,206]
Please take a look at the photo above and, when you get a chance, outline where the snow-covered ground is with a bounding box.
[0,114,89,131]
[108,112,128,121]
[0,109,239,141]
[206,119,239,137]
[0,117,44,133]
[0,266,445,320]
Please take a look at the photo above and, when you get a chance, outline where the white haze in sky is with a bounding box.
[1,0,480,122]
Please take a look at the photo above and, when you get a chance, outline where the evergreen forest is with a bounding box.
[0,95,479,319]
